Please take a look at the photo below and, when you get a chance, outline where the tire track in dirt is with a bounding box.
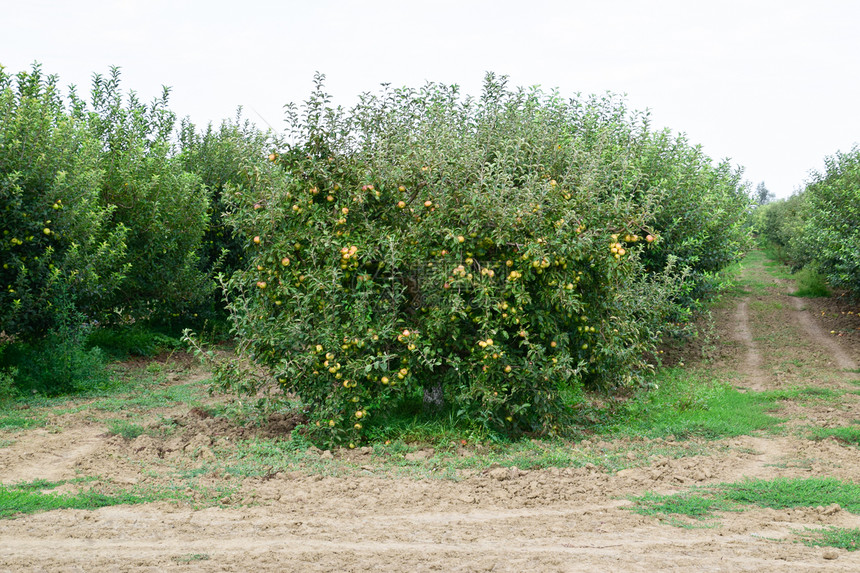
[3,502,859,572]
[733,299,769,390]
[788,296,858,373]
[0,425,106,484]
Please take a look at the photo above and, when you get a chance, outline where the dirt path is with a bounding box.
[1,252,859,572]
[0,425,106,484]
[733,298,767,390]
[789,296,858,373]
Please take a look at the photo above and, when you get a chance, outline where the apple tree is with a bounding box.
[217,75,692,445]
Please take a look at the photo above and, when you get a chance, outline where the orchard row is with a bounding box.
[753,146,860,298]
[1,66,755,440]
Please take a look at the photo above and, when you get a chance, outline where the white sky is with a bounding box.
[4,0,859,198]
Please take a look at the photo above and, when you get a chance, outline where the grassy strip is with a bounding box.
[610,367,785,440]
[0,361,210,433]
[809,426,860,446]
[201,433,718,480]
[629,477,860,524]
[0,479,162,519]
[626,490,740,520]
[720,477,860,512]
[796,527,860,551]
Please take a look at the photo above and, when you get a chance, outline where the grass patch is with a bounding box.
[628,490,740,521]
[791,265,831,298]
[630,477,860,526]
[0,355,208,435]
[749,300,784,311]
[809,426,860,446]
[88,380,208,413]
[720,477,860,512]
[208,364,785,479]
[87,325,182,359]
[171,554,211,563]
[0,479,161,519]
[0,412,45,430]
[796,527,860,551]
[203,428,719,481]
[105,419,147,440]
[769,386,844,404]
[363,391,495,446]
[613,367,784,440]
[761,261,795,281]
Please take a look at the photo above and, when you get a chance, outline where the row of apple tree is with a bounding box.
[0,64,275,394]
[1,65,752,419]
[752,146,860,298]
[1,64,271,345]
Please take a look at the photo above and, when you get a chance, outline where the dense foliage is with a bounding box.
[0,64,268,395]
[0,65,127,338]
[218,75,751,445]
[803,147,860,296]
[754,145,860,298]
[636,130,751,305]
[1,63,756,426]
[76,68,212,325]
[177,115,274,304]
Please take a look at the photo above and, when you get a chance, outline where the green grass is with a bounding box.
[171,554,211,563]
[761,260,795,281]
[363,392,495,446]
[791,265,831,298]
[87,380,208,413]
[0,479,160,519]
[611,367,784,440]
[796,527,860,551]
[190,364,786,480]
[627,490,740,525]
[754,245,832,297]
[809,426,860,446]
[0,412,46,431]
[0,476,238,519]
[749,300,784,311]
[0,356,210,436]
[629,477,860,529]
[105,419,147,440]
[720,477,860,512]
[86,325,182,359]
[768,386,844,404]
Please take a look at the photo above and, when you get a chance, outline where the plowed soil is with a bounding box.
[1,253,859,572]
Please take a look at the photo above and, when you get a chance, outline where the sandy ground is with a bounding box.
[1,255,859,572]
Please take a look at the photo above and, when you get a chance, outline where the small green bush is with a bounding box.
[0,366,17,403]
[0,304,110,396]
[87,325,180,358]
[791,265,831,298]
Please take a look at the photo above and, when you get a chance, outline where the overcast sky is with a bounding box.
[4,0,859,198]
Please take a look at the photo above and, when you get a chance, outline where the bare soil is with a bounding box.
[1,255,859,572]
